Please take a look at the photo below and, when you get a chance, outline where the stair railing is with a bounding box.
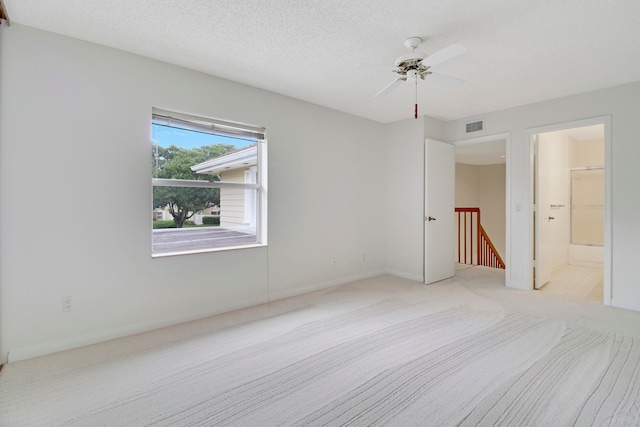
[455,207,505,269]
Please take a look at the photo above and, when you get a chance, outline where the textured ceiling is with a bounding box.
[4,0,640,123]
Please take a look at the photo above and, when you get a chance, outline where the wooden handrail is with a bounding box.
[455,207,504,270]
[479,224,505,269]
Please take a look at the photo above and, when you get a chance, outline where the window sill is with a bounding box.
[152,243,267,258]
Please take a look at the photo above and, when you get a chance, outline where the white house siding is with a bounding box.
[219,168,248,227]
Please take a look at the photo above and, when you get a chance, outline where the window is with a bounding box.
[151,108,267,256]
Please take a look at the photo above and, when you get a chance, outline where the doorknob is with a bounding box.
[547,216,555,221]
[427,216,436,221]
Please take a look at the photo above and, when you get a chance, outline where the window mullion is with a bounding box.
[152,178,259,189]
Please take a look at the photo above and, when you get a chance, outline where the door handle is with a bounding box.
[547,216,555,221]
[427,216,436,221]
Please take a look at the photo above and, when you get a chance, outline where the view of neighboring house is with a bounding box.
[191,144,258,229]
[153,205,220,224]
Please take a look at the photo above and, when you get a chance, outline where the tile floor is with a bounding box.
[538,264,604,302]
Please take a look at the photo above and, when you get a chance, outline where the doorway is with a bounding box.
[453,134,509,282]
[531,119,610,303]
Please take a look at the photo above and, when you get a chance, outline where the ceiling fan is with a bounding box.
[360,37,467,118]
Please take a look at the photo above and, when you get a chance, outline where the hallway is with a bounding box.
[538,264,603,302]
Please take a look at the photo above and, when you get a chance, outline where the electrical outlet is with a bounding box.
[62,297,72,312]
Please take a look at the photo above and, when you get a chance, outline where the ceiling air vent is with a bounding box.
[465,120,484,133]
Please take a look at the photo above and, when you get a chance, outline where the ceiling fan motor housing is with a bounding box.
[395,57,431,79]
[372,37,466,102]
[395,37,431,79]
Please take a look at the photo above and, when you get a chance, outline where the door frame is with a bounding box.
[525,116,612,304]
[453,132,511,287]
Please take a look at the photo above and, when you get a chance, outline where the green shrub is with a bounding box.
[202,216,220,225]
[153,220,176,229]
[184,220,195,226]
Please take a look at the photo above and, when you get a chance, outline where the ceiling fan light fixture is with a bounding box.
[407,69,418,82]
[365,37,467,119]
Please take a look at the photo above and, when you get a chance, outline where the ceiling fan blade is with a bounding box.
[374,77,406,98]
[426,72,465,88]
[420,44,467,67]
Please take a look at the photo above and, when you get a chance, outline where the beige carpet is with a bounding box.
[2,266,640,426]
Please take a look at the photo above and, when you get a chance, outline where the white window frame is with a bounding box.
[151,108,267,257]
[244,166,258,227]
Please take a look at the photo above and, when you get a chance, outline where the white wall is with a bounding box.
[0,24,386,362]
[384,118,424,281]
[445,83,640,311]
[455,164,481,207]
[384,116,447,281]
[570,137,604,169]
[478,164,507,259]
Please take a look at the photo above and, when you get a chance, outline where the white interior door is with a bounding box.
[424,139,455,284]
[534,134,553,289]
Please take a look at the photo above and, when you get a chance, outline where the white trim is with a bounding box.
[525,116,612,305]
[152,178,259,189]
[244,166,257,227]
[7,292,268,363]
[151,243,266,258]
[453,131,508,147]
[384,268,424,282]
[268,270,387,302]
[8,267,385,362]
[611,299,640,312]
[257,141,268,245]
[152,108,266,136]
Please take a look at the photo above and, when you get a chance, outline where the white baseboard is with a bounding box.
[384,269,423,283]
[268,269,386,301]
[506,280,532,291]
[7,294,267,363]
[7,269,387,363]
[610,299,640,313]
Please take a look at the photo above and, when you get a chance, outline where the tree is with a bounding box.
[153,143,236,228]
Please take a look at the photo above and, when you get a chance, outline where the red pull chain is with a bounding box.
[414,103,418,119]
